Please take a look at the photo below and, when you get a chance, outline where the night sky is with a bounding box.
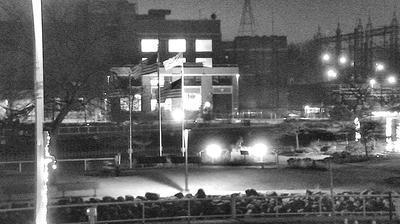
[134,0,399,43]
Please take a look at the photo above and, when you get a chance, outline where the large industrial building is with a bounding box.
[108,2,289,120]
[0,0,290,123]
[222,36,289,111]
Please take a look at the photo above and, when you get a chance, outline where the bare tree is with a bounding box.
[0,0,126,153]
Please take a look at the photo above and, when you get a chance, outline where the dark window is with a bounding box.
[184,76,201,86]
[212,76,232,85]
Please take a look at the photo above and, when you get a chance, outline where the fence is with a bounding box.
[0,157,114,173]
[0,193,397,223]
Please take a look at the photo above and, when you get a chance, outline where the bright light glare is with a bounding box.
[205,144,222,159]
[326,69,337,78]
[250,143,268,158]
[204,101,211,108]
[172,109,184,121]
[375,62,385,72]
[141,39,159,52]
[168,39,186,52]
[369,79,376,88]
[195,39,212,52]
[322,53,331,62]
[371,111,399,117]
[387,76,396,84]
[339,55,348,65]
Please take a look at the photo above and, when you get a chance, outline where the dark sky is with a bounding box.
[134,0,399,43]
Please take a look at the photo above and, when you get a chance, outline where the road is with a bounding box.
[51,155,400,198]
[1,155,399,201]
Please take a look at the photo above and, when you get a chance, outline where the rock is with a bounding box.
[185,193,193,198]
[136,196,146,201]
[145,192,160,201]
[195,188,206,198]
[102,196,114,202]
[245,189,259,197]
[174,192,184,199]
[268,192,278,196]
[231,193,240,198]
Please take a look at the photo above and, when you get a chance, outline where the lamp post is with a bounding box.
[235,73,240,117]
[128,73,133,169]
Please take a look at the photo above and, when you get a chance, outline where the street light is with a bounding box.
[338,55,348,65]
[375,62,385,72]
[326,68,338,79]
[172,109,184,121]
[387,75,397,84]
[369,78,377,88]
[321,53,331,63]
[205,144,222,162]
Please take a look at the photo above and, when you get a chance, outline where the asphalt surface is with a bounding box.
[1,155,400,201]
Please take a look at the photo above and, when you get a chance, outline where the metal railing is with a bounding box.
[0,193,396,223]
[0,157,114,173]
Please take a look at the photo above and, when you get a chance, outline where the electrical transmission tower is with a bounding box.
[238,0,257,36]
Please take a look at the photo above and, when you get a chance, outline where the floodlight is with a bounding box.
[205,144,222,160]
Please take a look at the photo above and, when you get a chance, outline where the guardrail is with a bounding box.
[0,157,114,173]
[0,193,397,223]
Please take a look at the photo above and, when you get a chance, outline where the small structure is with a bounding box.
[109,63,239,121]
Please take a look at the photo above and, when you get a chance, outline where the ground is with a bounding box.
[1,154,400,201]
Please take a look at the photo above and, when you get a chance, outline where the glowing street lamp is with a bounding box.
[326,68,338,79]
[375,62,385,72]
[204,101,211,108]
[369,79,377,88]
[172,109,184,121]
[338,55,348,65]
[321,53,331,63]
[250,143,268,162]
[387,75,397,84]
[205,144,222,162]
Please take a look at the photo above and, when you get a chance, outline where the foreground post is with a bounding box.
[32,0,47,223]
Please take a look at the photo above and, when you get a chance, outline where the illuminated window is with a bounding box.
[168,39,186,52]
[164,98,172,111]
[151,99,157,111]
[195,58,213,67]
[178,57,186,64]
[184,88,201,111]
[150,77,165,87]
[133,95,141,111]
[120,96,141,111]
[195,39,212,52]
[141,39,159,52]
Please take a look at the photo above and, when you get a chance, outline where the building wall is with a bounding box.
[222,36,289,110]
[131,10,223,63]
[130,66,239,119]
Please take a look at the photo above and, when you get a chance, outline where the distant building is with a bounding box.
[222,36,289,111]
[110,63,239,121]
[107,6,238,121]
